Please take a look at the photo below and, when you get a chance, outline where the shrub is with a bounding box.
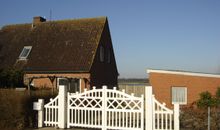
[0,89,56,130]
[0,68,24,88]
[194,88,220,130]
[180,105,220,130]
[196,91,216,108]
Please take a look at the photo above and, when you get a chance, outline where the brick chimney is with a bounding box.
[33,16,46,24]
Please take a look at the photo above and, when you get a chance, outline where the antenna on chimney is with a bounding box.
[49,9,52,21]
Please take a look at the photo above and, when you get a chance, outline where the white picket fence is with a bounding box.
[153,96,174,130]
[44,96,59,126]
[36,85,180,130]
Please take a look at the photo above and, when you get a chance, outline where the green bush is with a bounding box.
[194,88,220,129]
[196,88,220,108]
[196,91,216,108]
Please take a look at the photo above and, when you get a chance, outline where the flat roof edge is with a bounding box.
[146,69,220,78]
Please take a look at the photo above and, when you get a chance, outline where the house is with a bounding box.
[0,16,118,92]
[147,69,220,107]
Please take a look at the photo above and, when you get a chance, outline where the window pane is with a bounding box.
[172,87,187,104]
[59,79,69,86]
[20,48,29,57]
[19,46,32,59]
[59,78,80,93]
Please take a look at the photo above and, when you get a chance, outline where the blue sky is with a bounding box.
[1,0,220,78]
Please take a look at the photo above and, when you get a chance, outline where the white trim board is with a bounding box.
[147,69,220,78]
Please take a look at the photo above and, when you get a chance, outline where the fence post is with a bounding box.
[102,86,107,130]
[208,107,210,130]
[58,85,67,128]
[174,103,180,130]
[67,92,70,129]
[38,99,44,128]
[145,86,153,130]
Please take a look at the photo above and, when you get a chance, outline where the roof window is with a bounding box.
[19,46,32,60]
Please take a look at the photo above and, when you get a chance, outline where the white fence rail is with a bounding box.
[35,85,180,130]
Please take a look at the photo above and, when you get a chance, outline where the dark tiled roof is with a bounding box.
[0,17,106,72]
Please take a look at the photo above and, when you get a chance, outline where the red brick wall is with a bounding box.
[149,73,220,107]
[24,73,90,91]
[32,78,53,88]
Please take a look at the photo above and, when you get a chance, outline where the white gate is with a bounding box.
[44,96,59,126]
[67,86,144,130]
[153,96,174,130]
[36,85,180,130]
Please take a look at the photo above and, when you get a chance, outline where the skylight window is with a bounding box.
[19,46,32,60]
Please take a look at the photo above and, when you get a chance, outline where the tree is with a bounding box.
[196,89,220,130]
[197,91,216,108]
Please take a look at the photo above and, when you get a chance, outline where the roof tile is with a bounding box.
[0,17,106,72]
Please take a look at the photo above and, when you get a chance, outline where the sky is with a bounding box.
[0,0,220,78]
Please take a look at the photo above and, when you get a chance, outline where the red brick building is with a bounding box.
[0,16,118,92]
[147,69,220,107]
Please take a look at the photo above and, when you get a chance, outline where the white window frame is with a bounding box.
[171,87,187,105]
[19,46,32,60]
[100,46,104,62]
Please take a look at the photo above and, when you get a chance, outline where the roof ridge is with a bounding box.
[51,16,107,22]
[1,16,107,29]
